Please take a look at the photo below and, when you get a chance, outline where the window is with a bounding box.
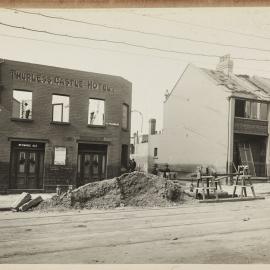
[122,104,129,130]
[52,95,70,123]
[88,99,105,126]
[12,90,32,119]
[250,102,258,119]
[245,101,251,118]
[54,147,66,165]
[121,144,129,169]
[235,99,268,120]
[154,147,158,157]
[235,99,245,117]
[260,103,268,120]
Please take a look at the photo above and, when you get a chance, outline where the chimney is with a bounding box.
[149,118,156,135]
[216,54,233,76]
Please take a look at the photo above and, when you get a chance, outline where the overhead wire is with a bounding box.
[2,32,270,75]
[126,11,270,42]
[1,21,270,62]
[6,8,270,54]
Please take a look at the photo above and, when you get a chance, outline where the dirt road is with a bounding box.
[0,196,270,264]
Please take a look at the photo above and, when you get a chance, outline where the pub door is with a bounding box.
[77,144,107,186]
[10,142,45,189]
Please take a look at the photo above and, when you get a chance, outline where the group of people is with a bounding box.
[151,164,171,179]
[127,158,171,179]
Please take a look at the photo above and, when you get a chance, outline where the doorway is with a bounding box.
[233,134,267,176]
[77,143,107,186]
[10,142,45,189]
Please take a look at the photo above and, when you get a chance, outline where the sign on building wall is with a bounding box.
[10,70,115,93]
[54,147,67,165]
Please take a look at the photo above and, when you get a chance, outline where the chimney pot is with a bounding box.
[216,54,233,76]
[149,118,156,135]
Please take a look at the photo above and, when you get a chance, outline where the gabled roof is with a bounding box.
[201,68,270,101]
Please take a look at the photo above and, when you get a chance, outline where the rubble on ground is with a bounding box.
[19,196,43,211]
[11,192,31,210]
[36,172,191,211]
[11,192,43,212]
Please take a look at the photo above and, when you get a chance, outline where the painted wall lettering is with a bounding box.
[10,70,114,93]
[87,80,114,93]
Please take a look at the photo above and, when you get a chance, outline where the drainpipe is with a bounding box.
[0,59,4,105]
[226,96,235,184]
[226,97,230,175]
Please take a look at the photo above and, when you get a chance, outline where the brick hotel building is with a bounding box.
[0,59,132,193]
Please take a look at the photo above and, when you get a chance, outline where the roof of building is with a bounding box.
[201,67,270,101]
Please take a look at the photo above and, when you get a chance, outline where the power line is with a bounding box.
[127,11,270,42]
[7,8,270,54]
[1,21,270,62]
[0,32,211,65]
[2,32,270,75]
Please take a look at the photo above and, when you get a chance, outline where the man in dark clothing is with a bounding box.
[152,164,158,175]
[163,164,170,179]
[24,103,31,119]
[128,159,133,172]
[131,158,136,172]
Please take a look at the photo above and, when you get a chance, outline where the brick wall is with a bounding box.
[0,59,132,192]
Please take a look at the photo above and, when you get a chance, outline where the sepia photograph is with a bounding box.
[0,0,270,265]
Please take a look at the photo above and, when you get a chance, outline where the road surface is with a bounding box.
[0,195,270,263]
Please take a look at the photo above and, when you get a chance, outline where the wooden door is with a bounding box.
[14,150,42,189]
[78,152,107,186]
[16,151,27,189]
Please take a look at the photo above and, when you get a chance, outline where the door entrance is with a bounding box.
[10,142,45,189]
[233,134,267,177]
[77,144,107,186]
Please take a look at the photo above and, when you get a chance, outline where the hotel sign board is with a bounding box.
[10,69,114,93]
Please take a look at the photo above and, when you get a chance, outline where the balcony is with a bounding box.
[234,117,268,136]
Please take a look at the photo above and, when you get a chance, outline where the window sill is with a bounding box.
[87,124,106,128]
[11,118,33,122]
[50,121,70,125]
[234,117,268,122]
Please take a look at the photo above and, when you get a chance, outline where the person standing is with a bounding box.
[151,164,158,175]
[24,102,31,119]
[131,158,137,172]
[163,164,170,179]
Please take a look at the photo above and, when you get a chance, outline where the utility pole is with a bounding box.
[131,109,143,134]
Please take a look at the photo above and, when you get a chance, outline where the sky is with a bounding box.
[1,7,270,134]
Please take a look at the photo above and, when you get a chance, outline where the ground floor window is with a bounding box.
[154,147,158,157]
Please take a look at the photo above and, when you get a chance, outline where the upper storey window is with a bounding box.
[88,98,105,126]
[235,99,268,120]
[52,95,70,123]
[122,103,129,130]
[12,90,32,119]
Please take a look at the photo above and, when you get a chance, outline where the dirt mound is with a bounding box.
[37,172,191,211]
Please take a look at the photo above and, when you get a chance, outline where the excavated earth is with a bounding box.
[36,172,192,211]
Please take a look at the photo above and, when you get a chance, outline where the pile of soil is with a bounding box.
[37,172,192,211]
